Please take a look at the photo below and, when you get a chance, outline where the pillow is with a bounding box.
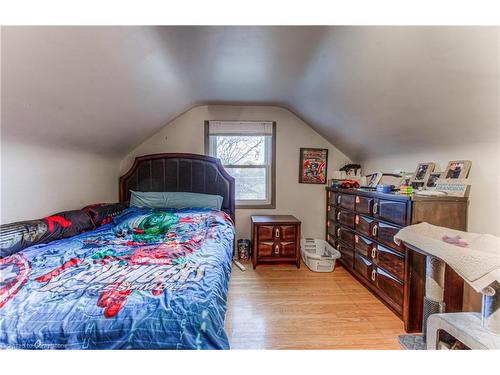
[0,210,94,257]
[82,202,128,227]
[130,191,223,210]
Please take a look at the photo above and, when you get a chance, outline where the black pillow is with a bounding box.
[82,202,127,228]
[0,210,93,258]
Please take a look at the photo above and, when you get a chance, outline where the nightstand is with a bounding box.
[251,215,301,269]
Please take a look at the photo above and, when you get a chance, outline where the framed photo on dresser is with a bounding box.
[298,148,328,184]
[443,160,471,179]
[410,162,435,185]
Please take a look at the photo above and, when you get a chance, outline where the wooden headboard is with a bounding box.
[119,153,235,221]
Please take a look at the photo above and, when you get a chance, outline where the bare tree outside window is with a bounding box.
[215,136,265,165]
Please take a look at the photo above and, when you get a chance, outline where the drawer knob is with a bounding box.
[275,244,280,255]
[337,227,341,237]
[371,248,377,259]
[371,269,376,281]
[372,225,378,237]
[337,212,341,221]
[373,202,379,215]
[275,228,280,238]
[337,195,342,204]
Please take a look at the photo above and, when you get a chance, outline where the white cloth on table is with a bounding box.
[394,222,500,292]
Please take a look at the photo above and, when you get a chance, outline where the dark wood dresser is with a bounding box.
[326,187,468,333]
[251,215,301,269]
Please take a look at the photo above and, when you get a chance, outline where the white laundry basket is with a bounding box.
[300,238,341,272]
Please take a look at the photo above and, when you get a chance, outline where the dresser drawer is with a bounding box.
[375,267,404,313]
[338,210,356,229]
[354,252,374,282]
[355,215,376,238]
[338,193,356,210]
[327,234,337,248]
[258,225,274,241]
[337,242,354,269]
[355,196,374,215]
[338,226,355,247]
[327,191,337,205]
[354,234,376,259]
[375,221,404,252]
[327,205,337,222]
[375,244,404,281]
[327,220,338,238]
[374,199,408,226]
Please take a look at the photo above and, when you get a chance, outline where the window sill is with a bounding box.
[236,203,276,210]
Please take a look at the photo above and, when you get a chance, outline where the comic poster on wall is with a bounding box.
[299,148,328,184]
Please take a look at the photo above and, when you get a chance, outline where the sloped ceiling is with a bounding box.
[2,26,499,160]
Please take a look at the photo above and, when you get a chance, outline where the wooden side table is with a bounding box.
[251,215,301,269]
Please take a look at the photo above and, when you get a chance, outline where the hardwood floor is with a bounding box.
[225,260,404,349]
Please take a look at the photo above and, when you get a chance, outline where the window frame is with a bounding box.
[204,120,276,209]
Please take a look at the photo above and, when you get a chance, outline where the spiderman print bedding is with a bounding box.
[0,207,234,349]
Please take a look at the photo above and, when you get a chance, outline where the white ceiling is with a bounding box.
[2,26,499,160]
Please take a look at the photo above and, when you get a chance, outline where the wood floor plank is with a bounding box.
[225,260,404,349]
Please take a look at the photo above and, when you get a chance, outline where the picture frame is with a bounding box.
[299,148,328,184]
[443,160,471,179]
[366,172,383,188]
[425,172,442,190]
[410,162,435,185]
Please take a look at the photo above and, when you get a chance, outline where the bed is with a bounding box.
[0,153,236,349]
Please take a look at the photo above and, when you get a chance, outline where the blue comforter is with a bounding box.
[0,208,234,349]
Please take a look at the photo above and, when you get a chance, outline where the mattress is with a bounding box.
[0,207,234,349]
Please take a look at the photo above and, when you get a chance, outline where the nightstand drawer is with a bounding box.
[257,242,275,257]
[280,225,296,241]
[258,225,275,241]
[280,242,296,257]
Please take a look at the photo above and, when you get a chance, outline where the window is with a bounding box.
[206,121,276,208]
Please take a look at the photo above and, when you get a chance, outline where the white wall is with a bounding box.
[1,137,120,223]
[361,140,500,311]
[121,105,351,239]
[361,141,500,236]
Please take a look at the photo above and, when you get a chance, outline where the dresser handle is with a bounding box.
[372,225,378,237]
[275,228,280,238]
[337,227,341,237]
[373,202,379,215]
[274,244,280,255]
[337,195,342,204]
[371,247,377,259]
[371,269,376,281]
[337,212,341,221]
[337,244,341,251]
